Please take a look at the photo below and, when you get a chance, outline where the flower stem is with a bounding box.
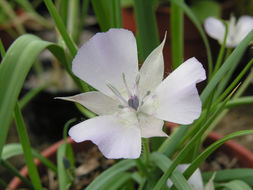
[142,138,150,166]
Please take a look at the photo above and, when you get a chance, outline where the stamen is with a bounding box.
[122,73,132,98]
[141,91,151,106]
[107,83,128,105]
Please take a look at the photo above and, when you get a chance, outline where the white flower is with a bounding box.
[167,164,204,190]
[60,29,206,159]
[204,15,253,47]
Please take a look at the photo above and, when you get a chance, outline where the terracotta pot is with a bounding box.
[122,1,235,76]
[8,128,253,189]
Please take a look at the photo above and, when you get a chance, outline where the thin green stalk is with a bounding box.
[203,67,253,138]
[0,159,33,188]
[0,39,5,58]
[75,102,96,118]
[63,118,77,140]
[212,21,228,76]
[14,103,43,190]
[67,0,79,43]
[234,68,253,98]
[135,159,150,179]
[112,0,122,28]
[214,58,253,106]
[142,138,150,166]
[133,0,159,60]
[170,0,183,69]
[44,0,77,58]
[158,125,190,157]
[154,93,231,189]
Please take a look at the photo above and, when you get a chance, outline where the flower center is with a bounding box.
[107,73,143,111]
[128,95,139,110]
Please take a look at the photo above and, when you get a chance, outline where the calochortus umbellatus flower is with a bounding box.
[204,15,253,47]
[59,29,206,159]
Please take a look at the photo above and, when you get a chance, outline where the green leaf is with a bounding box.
[151,152,193,190]
[44,0,77,58]
[191,1,221,23]
[0,34,67,157]
[203,169,253,187]
[2,143,57,173]
[14,103,43,189]
[217,180,252,190]
[201,30,253,105]
[183,130,253,182]
[86,159,136,190]
[171,0,184,69]
[102,172,132,190]
[133,0,159,61]
[170,0,213,77]
[57,143,71,190]
[91,0,113,31]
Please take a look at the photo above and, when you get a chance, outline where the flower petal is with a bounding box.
[69,113,141,159]
[204,17,225,44]
[138,35,166,98]
[138,112,167,138]
[56,91,119,115]
[72,28,139,96]
[141,57,206,124]
[167,164,204,190]
[235,16,253,45]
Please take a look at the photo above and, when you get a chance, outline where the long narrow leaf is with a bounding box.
[86,159,136,190]
[151,153,193,190]
[170,0,183,69]
[183,130,253,181]
[201,30,253,105]
[0,34,67,156]
[203,169,253,187]
[170,0,213,76]
[14,103,43,190]
[133,0,159,60]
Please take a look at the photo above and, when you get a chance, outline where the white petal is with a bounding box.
[141,57,206,124]
[138,112,167,138]
[72,28,139,96]
[167,164,204,190]
[56,91,119,115]
[138,35,166,98]
[204,17,225,44]
[235,16,253,45]
[69,113,141,159]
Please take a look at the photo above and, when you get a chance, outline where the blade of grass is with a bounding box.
[202,169,253,187]
[0,39,5,58]
[86,160,136,190]
[91,0,112,31]
[44,0,77,57]
[183,130,253,182]
[14,103,43,190]
[170,0,183,69]
[200,30,253,105]
[0,34,72,156]
[2,143,57,173]
[170,0,213,77]
[112,0,122,28]
[154,91,232,190]
[151,152,193,190]
[133,0,159,61]
[67,0,79,43]
[0,159,33,188]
